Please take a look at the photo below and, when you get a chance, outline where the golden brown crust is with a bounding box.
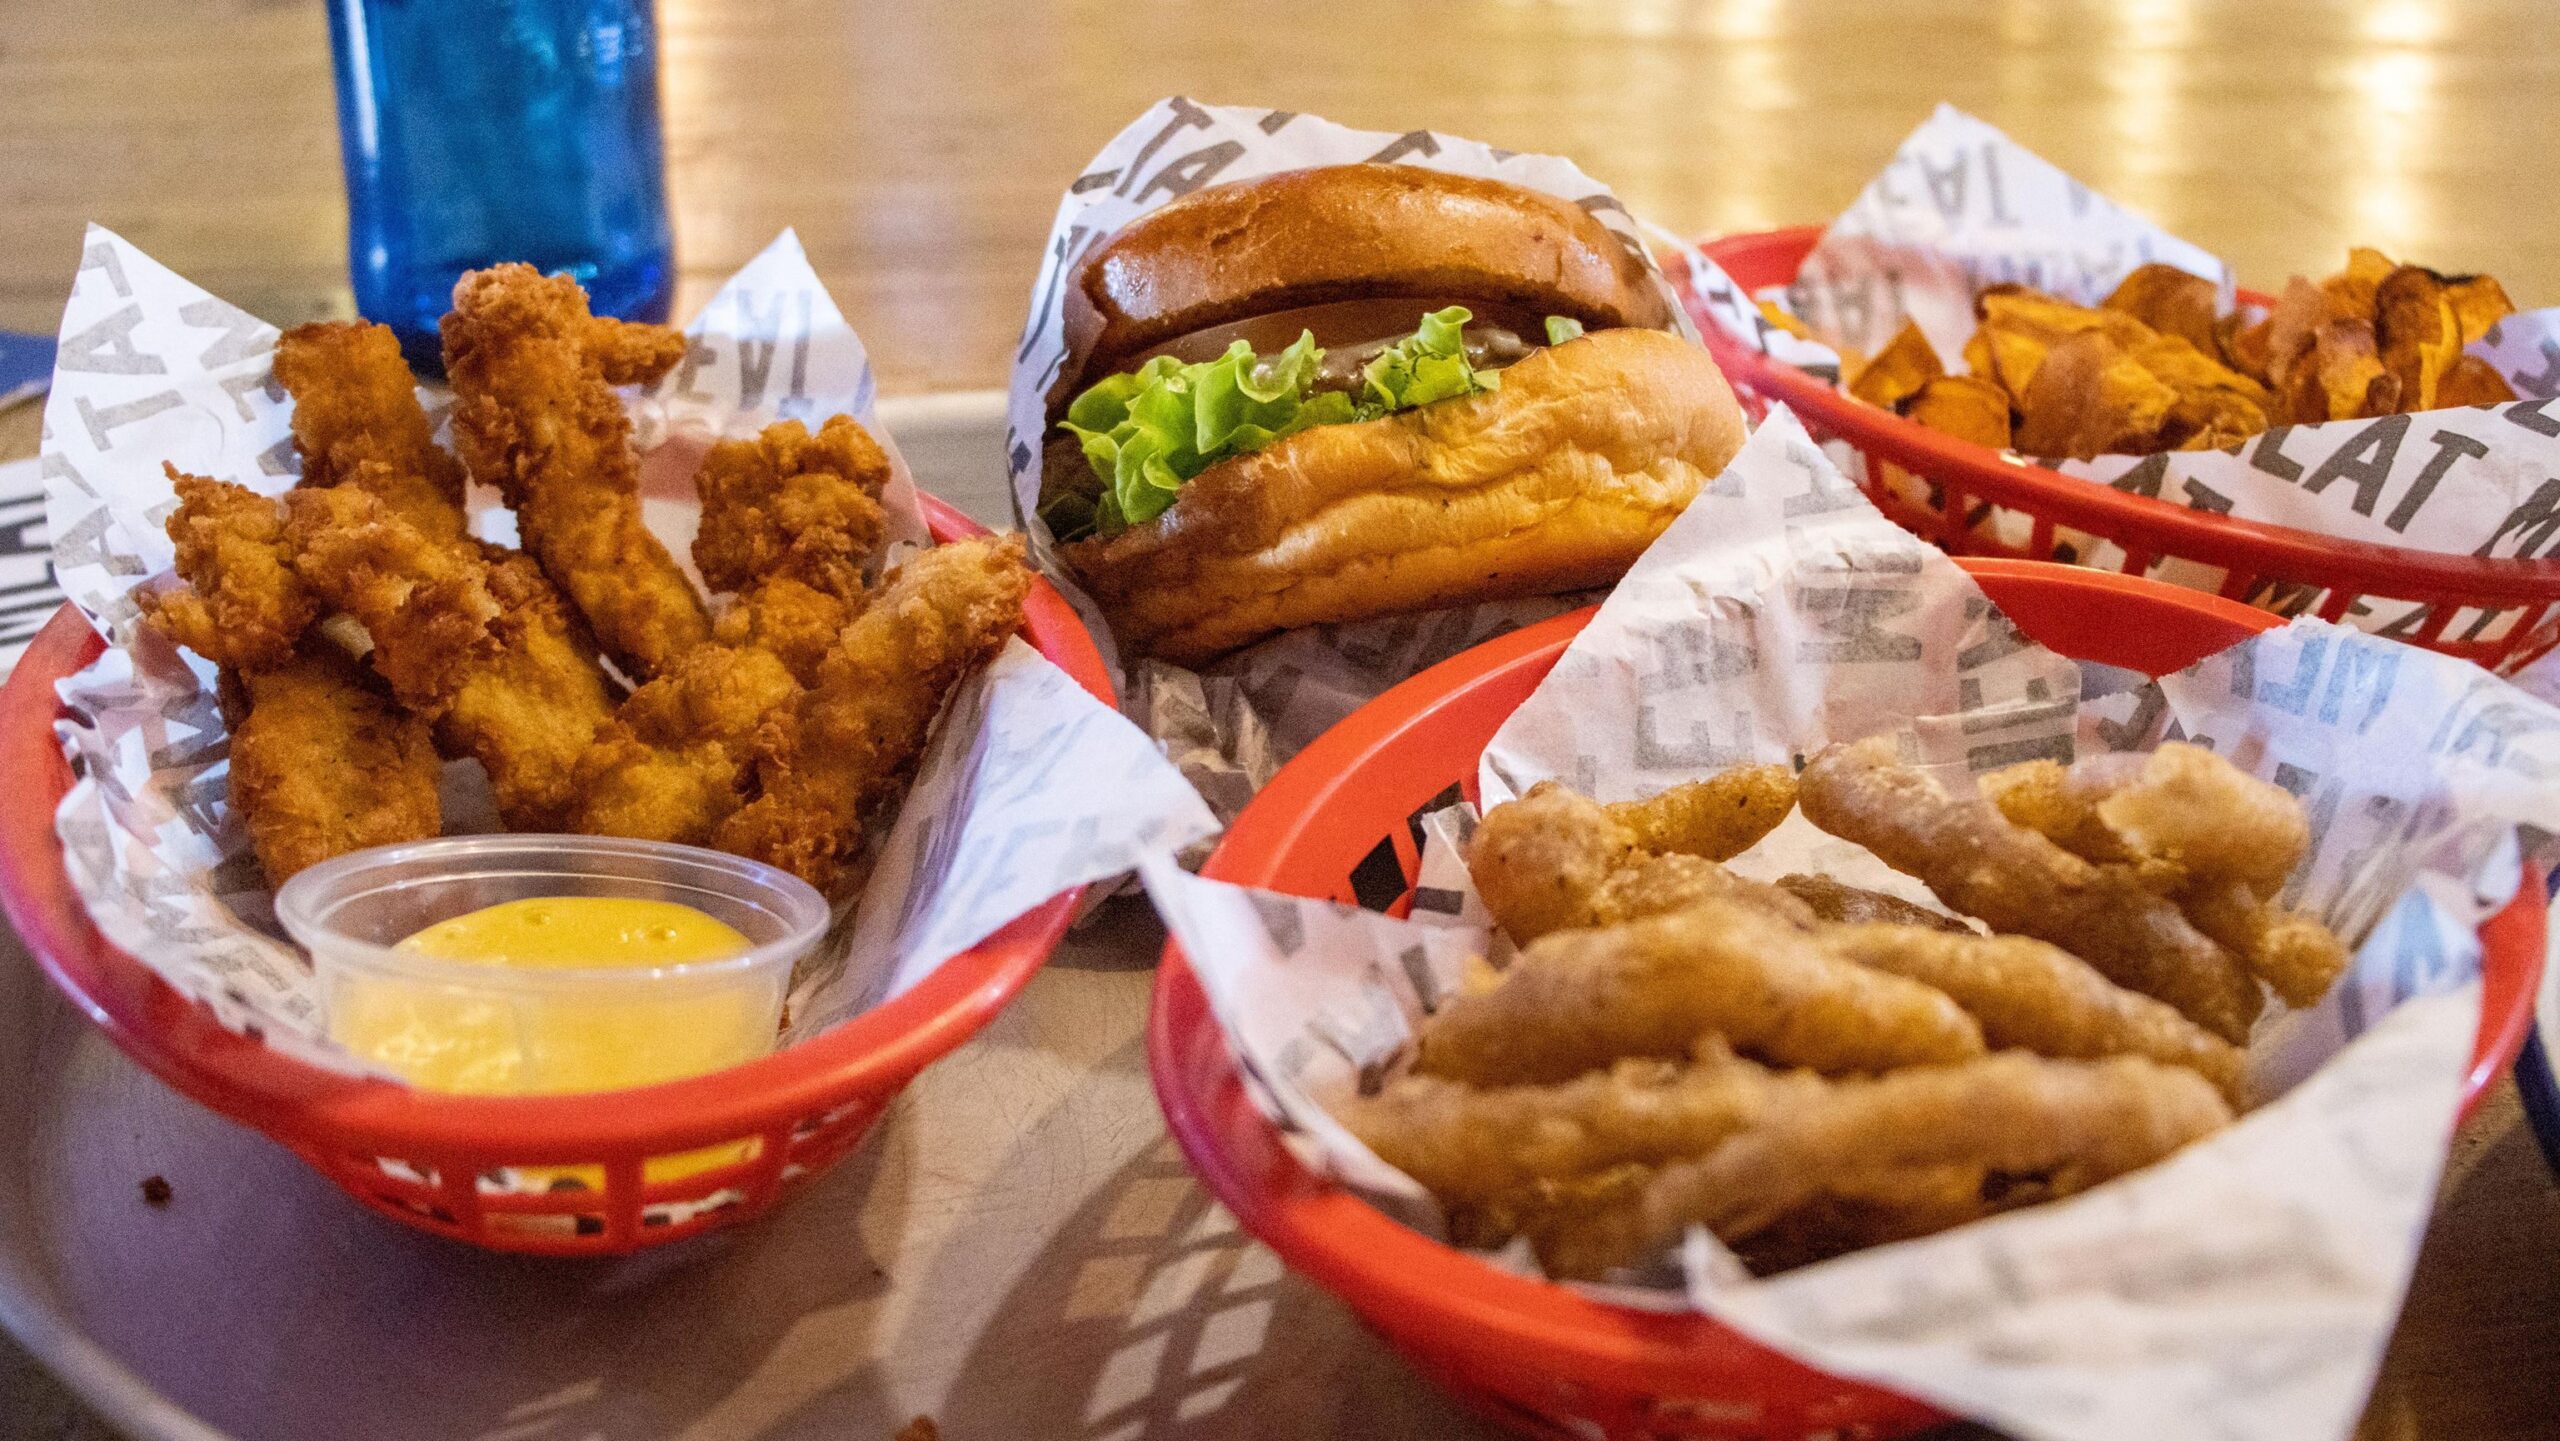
[1060,328,1745,665]
[1061,164,1671,395]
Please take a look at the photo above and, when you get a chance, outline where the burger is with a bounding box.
[1036,162,1748,666]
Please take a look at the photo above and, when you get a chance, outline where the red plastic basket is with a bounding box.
[1676,227,2560,673]
[1149,559,2545,1441]
[0,495,1111,1257]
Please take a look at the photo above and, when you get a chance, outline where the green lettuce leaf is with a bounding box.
[1361,305,1499,411]
[1051,306,1504,540]
[1545,315,1586,344]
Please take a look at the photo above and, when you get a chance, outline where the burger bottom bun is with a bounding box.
[1060,326,1748,667]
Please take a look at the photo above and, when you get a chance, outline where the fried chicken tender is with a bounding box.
[220,644,440,882]
[1414,898,1987,1086]
[1468,781,1812,944]
[1542,1052,2232,1278]
[712,535,1032,893]
[139,468,318,672]
[1985,745,2348,1008]
[1600,765,1796,861]
[1775,874,1972,932]
[441,264,707,680]
[1800,737,2263,1043]
[1346,1049,1826,1204]
[569,417,898,846]
[273,321,469,542]
[1824,923,2248,1105]
[283,485,616,829]
[692,415,891,603]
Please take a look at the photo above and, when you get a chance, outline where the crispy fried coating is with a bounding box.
[1414,898,1986,1086]
[1799,737,2263,1042]
[2086,743,2308,894]
[1542,1053,2232,1278]
[568,416,900,844]
[1775,874,1972,932]
[692,415,891,601]
[441,264,707,680]
[1469,781,1812,944]
[1601,764,1796,861]
[2180,879,2353,1009]
[139,469,318,673]
[273,321,469,542]
[224,644,441,882]
[1824,923,2248,1105]
[283,486,616,829]
[1346,1049,1825,1204]
[712,535,1031,893]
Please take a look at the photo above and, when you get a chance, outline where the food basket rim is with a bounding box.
[0,494,1112,1159]
[1146,556,2544,1407]
[1679,226,2560,607]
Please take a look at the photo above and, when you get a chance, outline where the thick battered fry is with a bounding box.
[1414,898,1986,1086]
[441,264,708,680]
[1469,781,1811,944]
[712,535,1031,892]
[221,644,441,882]
[1601,765,1796,861]
[1985,745,2346,1007]
[1775,874,1971,932]
[1543,1052,2231,1278]
[1799,737,2263,1042]
[273,321,469,542]
[1824,923,2248,1105]
[1346,1050,1824,1204]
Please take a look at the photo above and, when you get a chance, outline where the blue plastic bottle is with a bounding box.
[327,0,674,373]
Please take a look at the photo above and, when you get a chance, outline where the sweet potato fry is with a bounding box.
[2013,330,2177,458]
[2374,266,2462,411]
[2438,354,2518,408]
[2320,246,2397,322]
[1902,375,2014,450]
[2444,273,2516,345]
[1849,320,1944,412]
[2103,263,2220,355]
[2311,318,2401,420]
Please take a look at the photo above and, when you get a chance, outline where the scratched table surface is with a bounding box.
[3,1,2559,1438]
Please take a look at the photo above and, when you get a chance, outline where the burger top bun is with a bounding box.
[1057,164,1673,403]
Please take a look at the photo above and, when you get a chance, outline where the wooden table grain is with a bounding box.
[1,2,2555,1438]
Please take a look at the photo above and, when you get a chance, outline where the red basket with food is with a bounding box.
[1674,227,2560,673]
[0,494,1112,1257]
[1147,558,2544,1441]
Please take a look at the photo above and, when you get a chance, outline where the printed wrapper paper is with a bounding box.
[1007,98,1697,817]
[1142,409,2560,1441]
[39,226,1217,1066]
[1693,104,2560,662]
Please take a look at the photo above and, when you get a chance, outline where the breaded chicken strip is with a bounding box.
[284,484,616,829]
[273,321,470,543]
[441,264,706,680]
[568,417,894,846]
[139,468,317,673]
[1467,781,1812,944]
[219,644,440,882]
[713,535,1031,893]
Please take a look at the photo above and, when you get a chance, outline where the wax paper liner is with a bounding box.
[37,226,1218,1073]
[1006,97,1701,820]
[1139,408,2560,1441]
[1684,104,2560,663]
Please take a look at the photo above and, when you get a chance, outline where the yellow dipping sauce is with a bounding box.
[327,897,779,1097]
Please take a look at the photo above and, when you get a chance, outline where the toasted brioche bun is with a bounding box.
[1055,164,1671,410]
[1062,327,1745,666]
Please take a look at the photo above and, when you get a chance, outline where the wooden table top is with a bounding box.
[1,2,2555,1439]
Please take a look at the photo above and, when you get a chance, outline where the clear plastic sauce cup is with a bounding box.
[276,836,829,1096]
